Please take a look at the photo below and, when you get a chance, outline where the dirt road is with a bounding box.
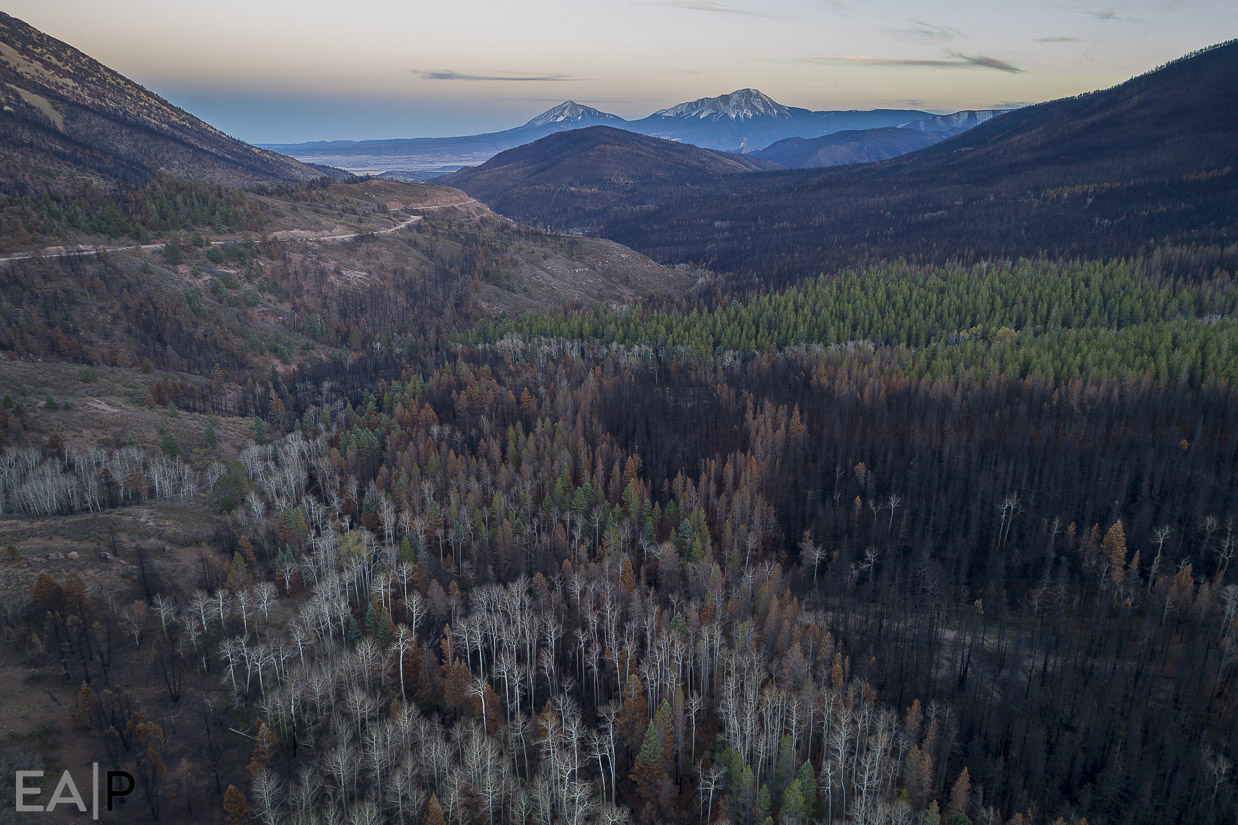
[0,197,477,264]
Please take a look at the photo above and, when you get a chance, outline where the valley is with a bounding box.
[0,11,1236,825]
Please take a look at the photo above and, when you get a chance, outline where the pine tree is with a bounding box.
[947,767,972,823]
[781,777,807,825]
[70,681,96,730]
[1103,520,1127,587]
[223,785,249,825]
[425,793,447,825]
[795,761,816,821]
[247,719,277,778]
[755,784,772,823]
[617,674,649,751]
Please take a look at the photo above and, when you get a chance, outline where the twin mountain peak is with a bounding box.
[526,89,789,127]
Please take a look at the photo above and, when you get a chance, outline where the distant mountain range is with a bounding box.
[436,106,1011,229]
[745,109,1007,168]
[625,88,930,153]
[261,102,629,178]
[0,12,324,194]
[602,40,1238,282]
[899,109,1008,132]
[261,91,1005,176]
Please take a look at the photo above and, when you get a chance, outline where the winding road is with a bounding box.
[0,197,478,265]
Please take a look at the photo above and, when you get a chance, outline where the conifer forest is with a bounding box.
[1,15,1237,825]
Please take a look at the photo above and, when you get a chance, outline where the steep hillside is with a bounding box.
[0,12,324,194]
[0,179,690,391]
[437,126,778,228]
[605,41,1238,283]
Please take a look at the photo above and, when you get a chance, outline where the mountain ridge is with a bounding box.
[436,125,779,228]
[0,12,324,194]
[262,91,944,172]
[751,127,951,169]
[899,109,1010,131]
[603,40,1238,282]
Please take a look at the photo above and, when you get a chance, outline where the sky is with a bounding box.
[6,0,1235,144]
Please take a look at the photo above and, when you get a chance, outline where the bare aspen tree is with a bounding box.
[1150,525,1172,590]
[393,625,414,702]
[214,589,232,630]
[236,588,253,637]
[1220,585,1238,638]
[1218,522,1236,580]
[254,582,277,623]
[887,493,902,532]
[124,600,147,647]
[699,762,724,825]
[152,593,177,637]
[181,616,206,672]
[251,769,283,825]
[800,531,826,587]
[324,738,359,804]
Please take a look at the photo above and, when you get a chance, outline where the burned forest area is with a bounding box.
[1,14,1237,825]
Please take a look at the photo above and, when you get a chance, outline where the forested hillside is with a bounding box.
[1,18,1237,825]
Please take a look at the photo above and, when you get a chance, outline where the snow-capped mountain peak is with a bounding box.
[653,89,791,121]
[525,101,621,128]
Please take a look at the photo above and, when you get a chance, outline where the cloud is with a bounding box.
[960,54,1025,72]
[814,52,1024,73]
[1077,6,1140,22]
[894,19,962,42]
[641,0,788,20]
[410,69,575,82]
[1036,36,1084,42]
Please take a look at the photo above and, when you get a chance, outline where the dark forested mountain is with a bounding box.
[437,126,779,228]
[751,126,950,169]
[0,13,324,194]
[626,88,928,152]
[605,41,1238,283]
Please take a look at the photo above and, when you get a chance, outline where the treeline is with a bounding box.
[0,175,268,250]
[471,260,1238,387]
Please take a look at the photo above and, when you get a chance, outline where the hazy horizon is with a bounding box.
[6,0,1236,144]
